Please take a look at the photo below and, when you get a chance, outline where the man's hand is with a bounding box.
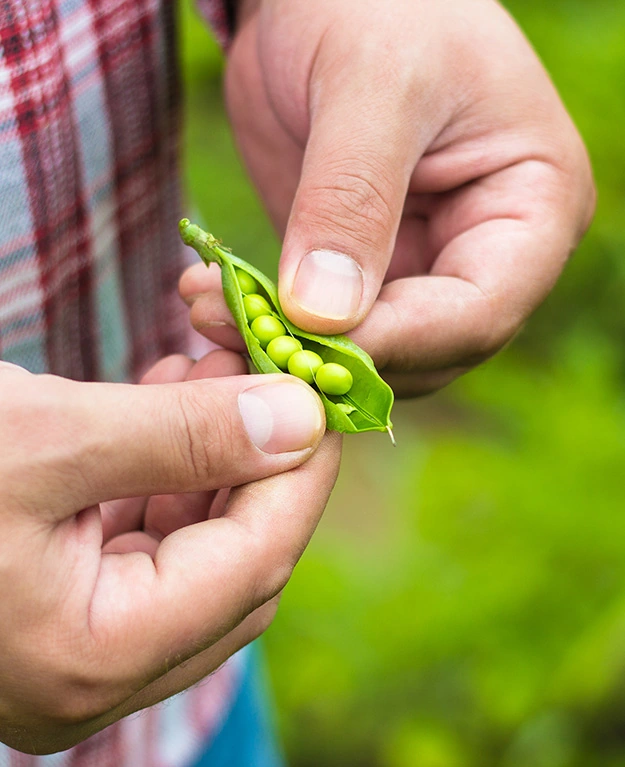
[184,0,595,396]
[0,353,338,754]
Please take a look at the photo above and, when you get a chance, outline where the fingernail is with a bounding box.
[239,382,324,453]
[292,250,363,320]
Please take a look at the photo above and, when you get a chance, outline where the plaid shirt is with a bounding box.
[0,0,246,763]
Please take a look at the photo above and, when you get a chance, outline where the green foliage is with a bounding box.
[267,341,625,766]
[179,0,625,764]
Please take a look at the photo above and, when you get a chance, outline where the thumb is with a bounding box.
[278,63,426,334]
[3,370,325,517]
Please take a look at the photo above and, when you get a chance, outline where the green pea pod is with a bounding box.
[179,219,395,440]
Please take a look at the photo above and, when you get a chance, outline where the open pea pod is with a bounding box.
[179,219,394,440]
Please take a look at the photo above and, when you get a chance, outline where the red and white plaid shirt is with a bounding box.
[0,0,247,763]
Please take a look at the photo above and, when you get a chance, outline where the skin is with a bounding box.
[0,355,340,753]
[181,0,595,397]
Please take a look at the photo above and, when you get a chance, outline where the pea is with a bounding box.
[316,362,353,396]
[288,349,323,384]
[236,268,258,295]
[250,315,286,348]
[243,293,272,321]
[266,335,303,369]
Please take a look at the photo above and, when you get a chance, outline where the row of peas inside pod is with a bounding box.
[237,269,354,397]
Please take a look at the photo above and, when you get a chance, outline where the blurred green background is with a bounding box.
[179,3,625,765]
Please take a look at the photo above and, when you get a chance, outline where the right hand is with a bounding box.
[189,0,594,398]
[0,352,339,754]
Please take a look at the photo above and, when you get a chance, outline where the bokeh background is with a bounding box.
[180,2,625,765]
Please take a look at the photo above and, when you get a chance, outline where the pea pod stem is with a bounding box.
[179,219,230,266]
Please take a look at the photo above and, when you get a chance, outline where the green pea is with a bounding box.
[288,349,324,384]
[250,315,286,348]
[316,362,353,396]
[243,293,272,321]
[266,335,303,370]
[236,268,258,295]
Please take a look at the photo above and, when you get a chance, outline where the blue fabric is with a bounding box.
[189,644,286,767]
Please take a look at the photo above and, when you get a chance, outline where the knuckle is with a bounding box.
[237,526,297,612]
[254,551,297,609]
[250,598,281,638]
[172,385,236,487]
[265,560,295,600]
[301,160,395,248]
[549,133,596,244]
[172,388,211,485]
[469,302,519,364]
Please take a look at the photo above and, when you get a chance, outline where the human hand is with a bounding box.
[186,0,594,396]
[0,353,338,754]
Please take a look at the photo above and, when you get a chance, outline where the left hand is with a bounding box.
[183,0,595,397]
[0,349,338,753]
